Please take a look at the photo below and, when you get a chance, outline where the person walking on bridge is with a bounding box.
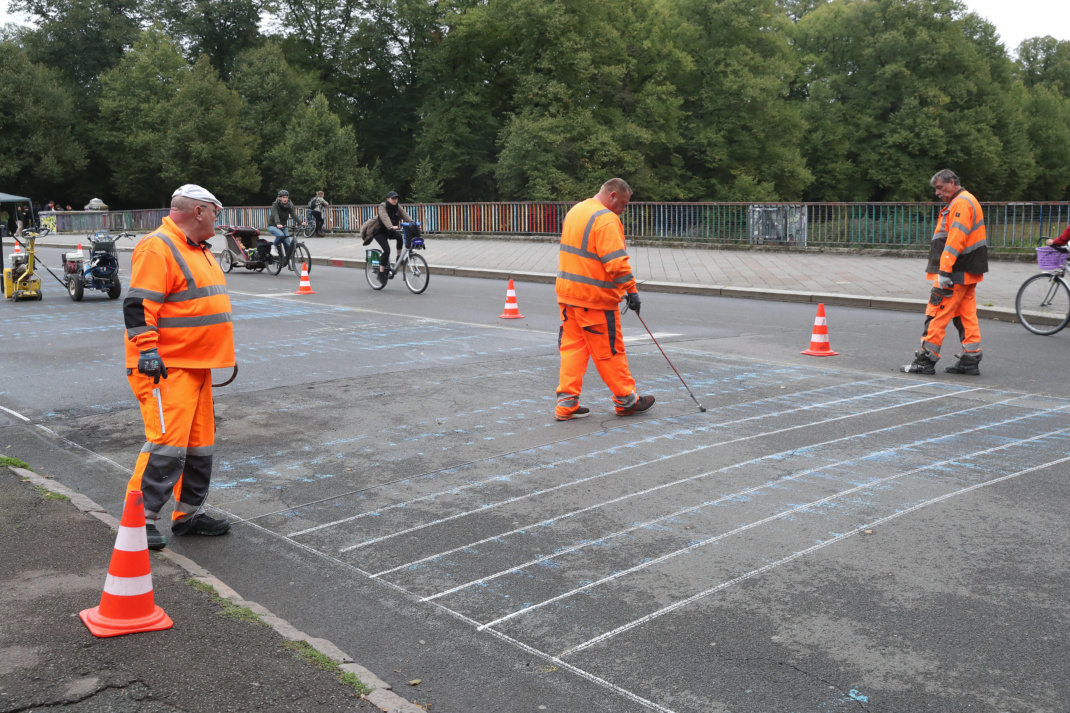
[555,178,654,421]
[901,169,988,376]
[123,184,234,550]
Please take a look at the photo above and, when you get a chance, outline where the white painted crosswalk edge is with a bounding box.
[113,525,147,552]
[103,573,153,597]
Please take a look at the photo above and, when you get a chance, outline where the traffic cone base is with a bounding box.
[79,490,173,638]
[294,262,316,294]
[499,278,524,319]
[801,303,839,356]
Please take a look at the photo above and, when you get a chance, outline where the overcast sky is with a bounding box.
[0,0,1067,56]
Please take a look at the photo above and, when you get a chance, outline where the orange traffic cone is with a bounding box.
[12,240,21,255]
[79,490,173,637]
[801,303,838,356]
[294,262,316,295]
[499,279,524,319]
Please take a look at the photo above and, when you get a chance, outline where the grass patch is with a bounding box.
[0,456,33,470]
[184,578,267,627]
[283,640,372,695]
[34,485,69,501]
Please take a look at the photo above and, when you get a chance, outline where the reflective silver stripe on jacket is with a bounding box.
[579,209,611,252]
[127,325,159,337]
[164,284,229,302]
[931,230,948,242]
[156,233,198,289]
[601,248,628,263]
[960,239,987,254]
[127,287,167,302]
[559,243,601,260]
[612,273,635,285]
[557,270,617,290]
[157,313,233,329]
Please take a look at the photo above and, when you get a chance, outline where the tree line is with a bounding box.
[2,0,1069,208]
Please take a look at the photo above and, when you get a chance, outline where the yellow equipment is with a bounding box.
[3,234,43,301]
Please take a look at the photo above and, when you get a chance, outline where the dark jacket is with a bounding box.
[268,199,300,227]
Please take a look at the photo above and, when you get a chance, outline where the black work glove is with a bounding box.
[138,348,168,384]
[626,292,641,315]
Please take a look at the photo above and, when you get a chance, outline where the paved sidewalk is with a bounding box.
[10,234,1047,318]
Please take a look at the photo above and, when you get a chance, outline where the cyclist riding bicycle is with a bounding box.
[266,190,306,269]
[366,191,413,285]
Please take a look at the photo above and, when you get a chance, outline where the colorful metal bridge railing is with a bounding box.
[41,201,1070,249]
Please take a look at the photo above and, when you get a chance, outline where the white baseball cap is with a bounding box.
[172,184,222,208]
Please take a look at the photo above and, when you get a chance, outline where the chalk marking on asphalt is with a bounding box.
[479,416,1070,634]
[378,387,995,580]
[293,376,894,533]
[414,392,1017,596]
[558,448,1070,658]
[289,378,896,537]
[209,504,679,713]
[337,382,954,553]
[236,362,813,523]
[0,404,31,422]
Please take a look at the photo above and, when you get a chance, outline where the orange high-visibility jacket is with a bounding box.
[925,189,988,285]
[124,217,235,369]
[555,198,637,311]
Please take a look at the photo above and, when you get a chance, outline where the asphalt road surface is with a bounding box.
[4,246,1070,713]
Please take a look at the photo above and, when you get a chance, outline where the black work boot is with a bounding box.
[172,513,231,537]
[944,352,982,375]
[617,395,656,417]
[900,349,938,375]
[145,522,167,551]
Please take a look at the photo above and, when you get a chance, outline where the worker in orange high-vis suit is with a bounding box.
[901,169,988,376]
[123,184,234,550]
[555,177,654,421]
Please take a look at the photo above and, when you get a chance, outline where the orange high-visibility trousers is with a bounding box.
[125,367,215,524]
[556,304,637,418]
[921,283,982,358]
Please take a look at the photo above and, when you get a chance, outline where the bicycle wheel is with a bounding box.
[267,252,284,275]
[290,242,311,273]
[403,253,430,294]
[1016,274,1070,335]
[366,260,386,290]
[299,222,315,238]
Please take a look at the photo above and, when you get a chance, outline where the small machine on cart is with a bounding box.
[63,231,133,301]
[3,233,43,301]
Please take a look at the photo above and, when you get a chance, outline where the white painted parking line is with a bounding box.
[0,403,31,422]
[415,393,1015,597]
[559,448,1070,658]
[337,382,938,552]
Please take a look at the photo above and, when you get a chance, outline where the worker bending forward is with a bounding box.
[555,178,654,421]
[123,184,234,550]
[901,169,988,375]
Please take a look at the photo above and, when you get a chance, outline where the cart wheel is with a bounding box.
[219,250,235,273]
[68,275,84,302]
[107,280,121,299]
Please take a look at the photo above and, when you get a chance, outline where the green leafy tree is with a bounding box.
[158,55,260,203]
[0,42,87,195]
[229,42,314,196]
[101,29,258,205]
[488,0,691,200]
[1016,36,1070,97]
[265,94,373,202]
[148,0,265,79]
[408,155,443,203]
[11,0,143,94]
[677,0,812,200]
[1023,84,1070,199]
[794,0,1034,201]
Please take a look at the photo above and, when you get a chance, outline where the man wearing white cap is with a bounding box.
[122,184,234,550]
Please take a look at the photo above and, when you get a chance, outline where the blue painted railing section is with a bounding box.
[42,202,1070,248]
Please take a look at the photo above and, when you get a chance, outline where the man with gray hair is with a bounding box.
[122,184,235,549]
[901,169,988,375]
